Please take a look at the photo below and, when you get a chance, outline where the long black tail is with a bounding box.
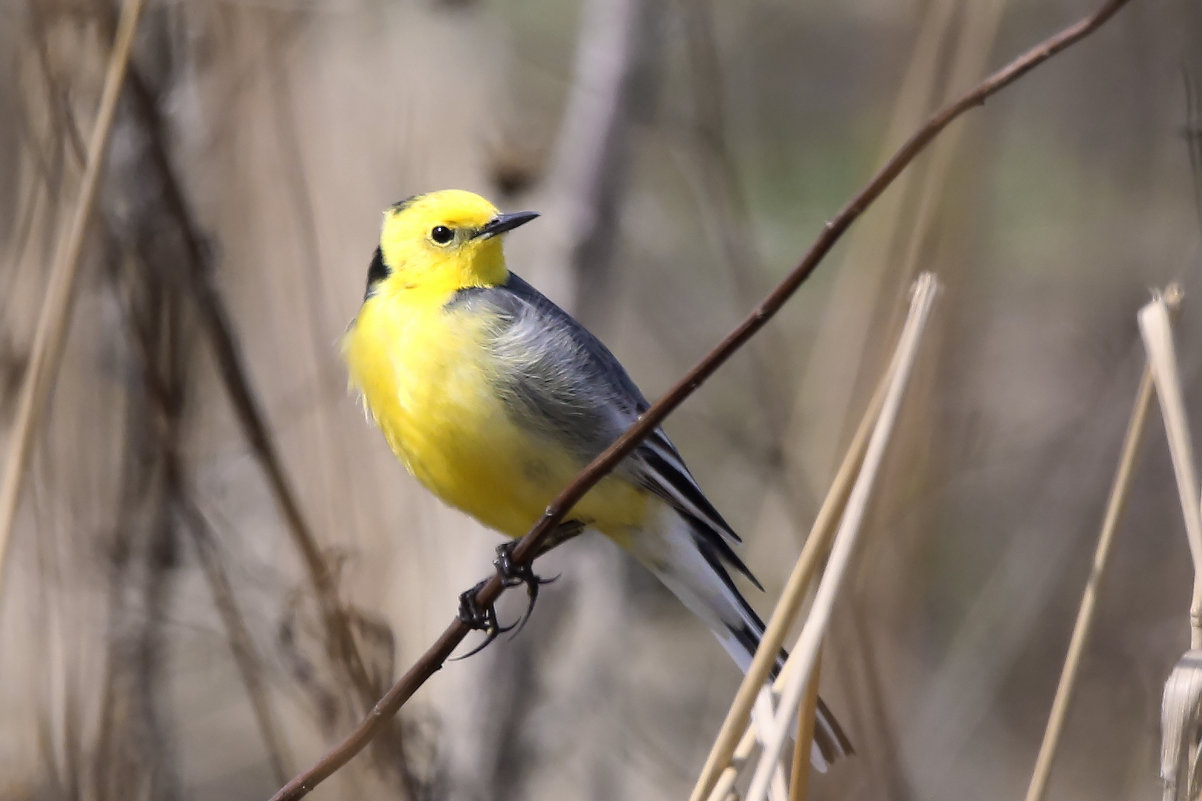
[628,512,853,768]
[726,589,854,768]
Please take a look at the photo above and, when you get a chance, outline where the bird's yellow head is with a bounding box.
[366,189,539,300]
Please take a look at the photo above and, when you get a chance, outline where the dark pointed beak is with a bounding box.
[473,210,540,240]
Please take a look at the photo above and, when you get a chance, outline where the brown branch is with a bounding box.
[267,1,1136,798]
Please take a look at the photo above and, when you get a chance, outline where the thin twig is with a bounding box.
[109,226,298,787]
[181,499,296,784]
[259,35,424,786]
[751,691,790,801]
[0,0,146,593]
[1183,66,1202,233]
[103,30,384,732]
[268,2,1136,798]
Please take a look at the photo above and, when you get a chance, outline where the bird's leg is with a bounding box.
[453,579,516,660]
[531,519,585,559]
[453,522,584,658]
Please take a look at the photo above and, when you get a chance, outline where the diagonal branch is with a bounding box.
[267,1,1136,798]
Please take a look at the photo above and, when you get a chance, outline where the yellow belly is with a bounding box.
[343,289,648,540]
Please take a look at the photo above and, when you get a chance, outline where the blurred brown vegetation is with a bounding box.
[2,1,1202,800]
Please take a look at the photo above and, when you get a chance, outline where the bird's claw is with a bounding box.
[493,542,557,638]
[452,543,558,659]
[452,579,516,661]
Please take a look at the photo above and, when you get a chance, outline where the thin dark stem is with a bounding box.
[88,4,383,737]
[267,1,1135,798]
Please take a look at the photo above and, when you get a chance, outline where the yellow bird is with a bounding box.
[342,189,851,767]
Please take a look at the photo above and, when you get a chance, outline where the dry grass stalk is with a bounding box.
[788,648,823,801]
[690,370,890,801]
[1137,286,1202,647]
[1161,651,1202,801]
[893,0,1006,282]
[0,0,146,592]
[707,651,831,801]
[696,273,934,801]
[1138,285,1202,800]
[796,0,955,478]
[749,691,789,801]
[1023,360,1159,801]
[743,274,938,801]
[675,1,795,461]
[698,275,938,801]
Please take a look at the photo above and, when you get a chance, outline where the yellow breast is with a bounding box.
[343,287,648,540]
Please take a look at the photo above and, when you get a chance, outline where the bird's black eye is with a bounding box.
[431,225,454,245]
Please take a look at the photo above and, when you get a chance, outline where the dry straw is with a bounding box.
[1136,287,1202,801]
[1022,287,1182,801]
[0,0,147,590]
[695,274,938,801]
[1161,651,1202,801]
[742,274,938,801]
[1022,366,1157,801]
[788,649,823,801]
[1138,288,1202,648]
[697,376,887,801]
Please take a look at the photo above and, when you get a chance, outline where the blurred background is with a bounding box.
[3,0,1202,799]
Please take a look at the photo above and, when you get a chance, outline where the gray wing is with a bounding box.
[448,272,760,588]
